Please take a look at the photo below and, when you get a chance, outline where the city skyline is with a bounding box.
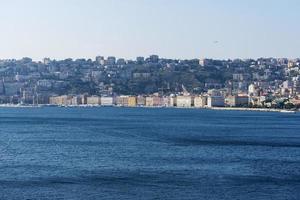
[0,0,300,61]
[1,55,299,109]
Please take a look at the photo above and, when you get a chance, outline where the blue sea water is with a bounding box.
[0,107,299,200]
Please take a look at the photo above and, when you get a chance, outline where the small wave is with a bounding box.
[171,138,300,148]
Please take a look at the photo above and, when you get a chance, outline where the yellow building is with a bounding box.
[128,96,137,107]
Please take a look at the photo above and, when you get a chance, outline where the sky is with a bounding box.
[0,0,299,61]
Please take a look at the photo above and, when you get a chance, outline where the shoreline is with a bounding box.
[0,104,298,113]
[208,107,297,113]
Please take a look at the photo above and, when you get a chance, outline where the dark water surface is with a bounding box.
[0,107,299,200]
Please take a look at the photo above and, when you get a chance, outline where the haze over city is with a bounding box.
[0,0,300,61]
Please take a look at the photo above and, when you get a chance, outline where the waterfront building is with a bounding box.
[116,95,129,107]
[169,95,176,107]
[128,96,137,107]
[236,95,249,107]
[49,95,72,106]
[225,95,249,107]
[81,95,88,105]
[145,96,154,107]
[21,90,34,104]
[71,96,82,105]
[35,94,50,105]
[176,96,192,108]
[194,95,208,108]
[207,95,225,107]
[153,96,163,107]
[162,96,171,107]
[137,96,146,107]
[87,96,101,105]
[100,96,114,106]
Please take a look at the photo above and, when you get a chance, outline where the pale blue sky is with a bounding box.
[0,0,299,61]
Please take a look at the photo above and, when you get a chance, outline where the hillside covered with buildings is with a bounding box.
[0,55,300,109]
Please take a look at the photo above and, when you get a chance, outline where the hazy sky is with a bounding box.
[0,0,299,61]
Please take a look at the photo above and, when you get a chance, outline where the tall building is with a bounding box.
[136,57,145,64]
[199,59,210,67]
[95,56,105,65]
[43,58,51,65]
[149,55,159,63]
[117,58,126,65]
[107,57,116,65]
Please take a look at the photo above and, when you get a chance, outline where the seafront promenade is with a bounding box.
[0,103,297,113]
[210,107,297,113]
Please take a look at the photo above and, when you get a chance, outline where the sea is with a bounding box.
[0,107,299,200]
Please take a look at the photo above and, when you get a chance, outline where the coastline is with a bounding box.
[0,104,42,108]
[0,104,297,113]
[208,107,297,113]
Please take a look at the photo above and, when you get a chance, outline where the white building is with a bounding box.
[283,80,293,89]
[199,59,210,67]
[71,96,82,105]
[101,97,114,106]
[248,84,256,94]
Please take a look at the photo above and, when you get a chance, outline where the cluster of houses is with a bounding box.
[49,89,253,108]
